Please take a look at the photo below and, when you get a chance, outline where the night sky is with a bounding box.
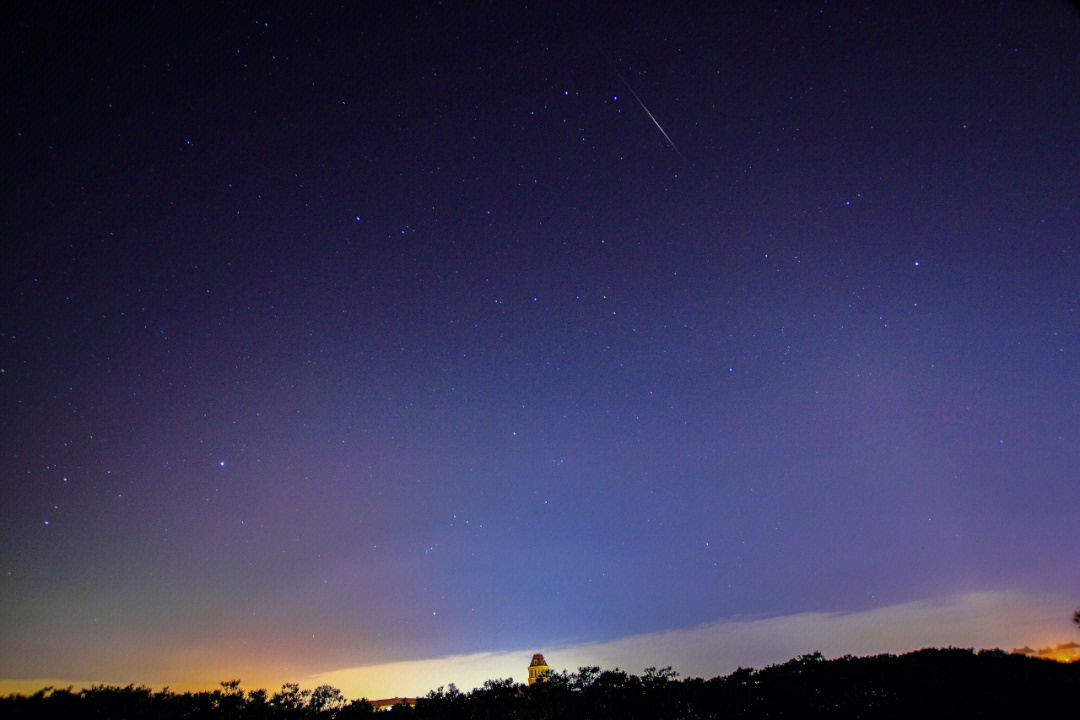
[3,0,1079,697]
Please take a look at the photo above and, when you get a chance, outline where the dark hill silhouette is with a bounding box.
[2,648,1077,719]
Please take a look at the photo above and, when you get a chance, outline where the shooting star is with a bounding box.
[597,42,687,163]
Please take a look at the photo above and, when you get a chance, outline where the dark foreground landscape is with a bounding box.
[3,648,1077,719]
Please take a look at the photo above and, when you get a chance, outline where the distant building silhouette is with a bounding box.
[368,652,551,708]
[369,696,417,711]
[528,652,550,685]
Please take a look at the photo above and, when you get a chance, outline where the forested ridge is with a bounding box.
[3,648,1076,719]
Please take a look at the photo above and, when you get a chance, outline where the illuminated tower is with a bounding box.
[527,652,550,685]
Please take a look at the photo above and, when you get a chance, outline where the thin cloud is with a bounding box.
[2,590,1071,699]
[307,590,1074,698]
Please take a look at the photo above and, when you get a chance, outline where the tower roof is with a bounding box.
[529,653,548,667]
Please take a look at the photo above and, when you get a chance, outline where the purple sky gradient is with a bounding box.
[2,0,1079,696]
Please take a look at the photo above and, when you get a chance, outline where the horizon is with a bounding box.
[3,1,1079,702]
[1,590,1075,698]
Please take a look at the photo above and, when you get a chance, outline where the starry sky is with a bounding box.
[3,0,1079,697]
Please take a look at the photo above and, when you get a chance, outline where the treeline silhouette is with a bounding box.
[3,648,1077,719]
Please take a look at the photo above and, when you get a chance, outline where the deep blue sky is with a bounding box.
[3,0,1079,693]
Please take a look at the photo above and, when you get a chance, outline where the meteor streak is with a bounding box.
[598,43,687,162]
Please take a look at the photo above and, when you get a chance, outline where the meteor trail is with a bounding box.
[597,42,687,162]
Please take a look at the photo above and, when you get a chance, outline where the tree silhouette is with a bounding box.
[1,651,1077,719]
